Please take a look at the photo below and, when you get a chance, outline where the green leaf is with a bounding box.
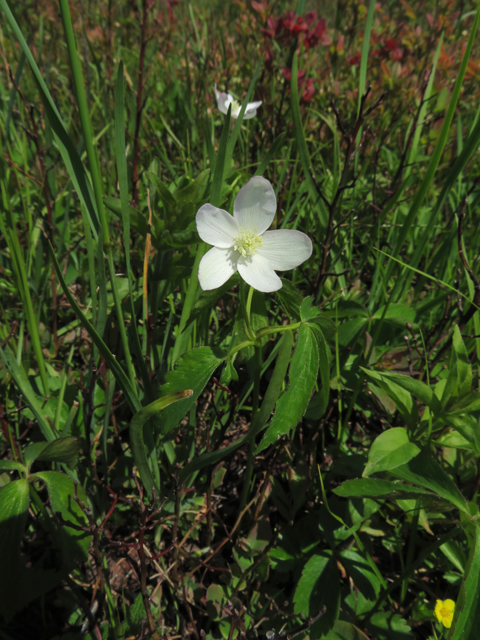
[363,428,421,477]
[277,278,304,320]
[436,430,474,451]
[159,347,225,436]
[125,593,147,634]
[174,169,210,205]
[103,196,149,238]
[443,414,480,456]
[440,540,466,574]
[148,172,177,210]
[333,478,434,499]
[28,437,82,468]
[293,551,340,636]
[362,368,441,414]
[372,303,416,323]
[179,332,293,484]
[33,471,91,558]
[0,479,29,620]
[256,324,319,453]
[322,621,369,640]
[130,390,194,494]
[448,391,480,414]
[300,296,320,321]
[448,523,480,639]
[340,549,381,600]
[0,344,55,441]
[25,442,49,468]
[0,460,25,473]
[442,325,473,408]
[367,612,413,640]
[185,273,240,329]
[309,324,331,419]
[391,450,469,514]
[452,326,472,397]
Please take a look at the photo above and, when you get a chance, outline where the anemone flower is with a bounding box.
[214,84,262,119]
[196,176,312,293]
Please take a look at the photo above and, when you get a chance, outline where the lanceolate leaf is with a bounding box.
[309,323,330,418]
[333,478,435,500]
[33,471,91,559]
[256,323,319,453]
[33,437,82,468]
[159,347,225,436]
[363,428,421,477]
[130,391,194,494]
[0,460,25,473]
[441,325,473,408]
[293,551,340,636]
[448,522,480,640]
[0,344,55,441]
[391,450,469,515]
[362,368,441,414]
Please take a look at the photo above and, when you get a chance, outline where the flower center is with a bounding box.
[233,227,263,258]
[231,99,240,113]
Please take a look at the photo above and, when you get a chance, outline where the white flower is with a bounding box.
[196,176,312,293]
[214,84,262,120]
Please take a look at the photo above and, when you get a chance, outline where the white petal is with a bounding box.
[233,176,276,234]
[196,204,239,248]
[198,247,238,290]
[237,100,262,120]
[237,253,282,293]
[242,108,258,120]
[215,86,234,116]
[257,230,313,270]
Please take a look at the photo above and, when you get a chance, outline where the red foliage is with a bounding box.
[282,67,315,102]
[261,9,326,49]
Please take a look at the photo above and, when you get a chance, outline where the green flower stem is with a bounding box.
[228,339,256,357]
[59,0,137,391]
[240,344,262,512]
[246,285,254,322]
[227,321,303,359]
[255,321,302,341]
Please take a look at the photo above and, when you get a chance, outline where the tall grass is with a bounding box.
[1,1,480,639]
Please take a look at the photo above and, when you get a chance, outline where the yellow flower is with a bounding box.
[435,599,455,628]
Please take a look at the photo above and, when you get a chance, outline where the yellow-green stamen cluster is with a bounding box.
[234,227,263,258]
[231,99,240,113]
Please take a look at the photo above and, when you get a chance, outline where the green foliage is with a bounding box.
[1,0,480,637]
[257,323,319,453]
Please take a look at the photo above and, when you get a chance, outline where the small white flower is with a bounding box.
[196,177,312,293]
[214,84,262,120]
